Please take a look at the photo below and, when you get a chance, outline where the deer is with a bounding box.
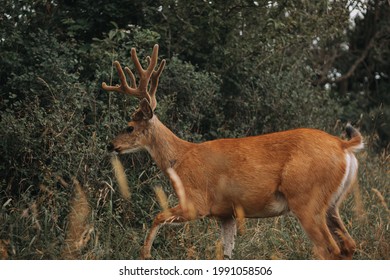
[102,44,364,260]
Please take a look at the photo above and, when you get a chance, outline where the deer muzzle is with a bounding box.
[107,142,115,153]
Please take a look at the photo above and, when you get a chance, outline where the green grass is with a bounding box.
[0,148,388,260]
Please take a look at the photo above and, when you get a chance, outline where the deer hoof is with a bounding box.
[140,247,152,260]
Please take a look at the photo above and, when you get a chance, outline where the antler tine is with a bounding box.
[148,59,166,110]
[125,67,137,88]
[102,44,164,111]
[147,44,159,72]
[123,66,140,99]
[102,61,134,94]
[130,45,158,93]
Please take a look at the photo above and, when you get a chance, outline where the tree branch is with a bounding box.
[313,33,378,86]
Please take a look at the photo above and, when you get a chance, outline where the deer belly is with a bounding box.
[210,191,289,218]
[243,196,289,218]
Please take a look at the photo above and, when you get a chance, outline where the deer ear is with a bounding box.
[139,98,153,120]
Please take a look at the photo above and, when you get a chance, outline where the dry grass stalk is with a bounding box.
[111,155,131,200]
[372,188,390,214]
[56,175,69,188]
[62,178,93,259]
[166,168,187,206]
[353,183,366,221]
[166,167,197,219]
[186,245,198,259]
[30,202,42,231]
[270,253,283,260]
[235,204,246,235]
[154,186,171,218]
[215,239,224,260]
[39,184,54,196]
[0,240,9,260]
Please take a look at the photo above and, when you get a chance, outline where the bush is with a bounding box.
[0,10,387,259]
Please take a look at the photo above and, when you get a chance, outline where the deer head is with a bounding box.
[103,45,166,155]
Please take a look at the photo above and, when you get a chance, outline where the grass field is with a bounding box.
[0,144,388,260]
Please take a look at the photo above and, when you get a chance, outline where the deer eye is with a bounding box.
[126,126,134,133]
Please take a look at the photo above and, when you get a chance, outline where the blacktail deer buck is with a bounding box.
[102,44,364,260]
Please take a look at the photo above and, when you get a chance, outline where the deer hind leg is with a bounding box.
[324,152,358,259]
[283,184,342,259]
[326,206,356,259]
[221,218,237,259]
[291,205,342,259]
[141,205,198,259]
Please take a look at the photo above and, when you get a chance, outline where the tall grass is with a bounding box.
[62,179,93,259]
[0,147,388,260]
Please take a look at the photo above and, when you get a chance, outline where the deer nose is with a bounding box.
[107,142,115,152]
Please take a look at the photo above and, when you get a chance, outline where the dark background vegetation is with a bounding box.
[0,0,388,259]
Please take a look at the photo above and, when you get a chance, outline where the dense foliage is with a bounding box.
[0,0,388,259]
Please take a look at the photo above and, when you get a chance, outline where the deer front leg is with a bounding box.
[221,218,237,259]
[141,205,198,259]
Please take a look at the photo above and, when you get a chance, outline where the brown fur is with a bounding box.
[110,115,363,259]
[103,45,363,260]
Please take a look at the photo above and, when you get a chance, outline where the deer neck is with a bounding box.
[145,116,193,172]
